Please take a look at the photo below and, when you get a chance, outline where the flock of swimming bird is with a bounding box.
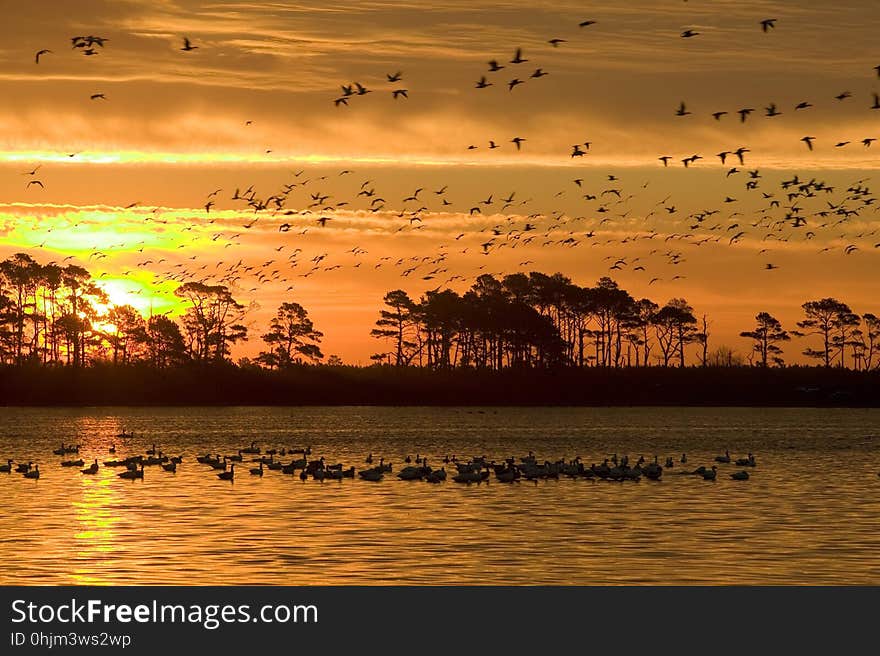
[1,435,763,484]
[8,10,875,314]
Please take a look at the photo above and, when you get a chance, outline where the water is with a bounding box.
[0,406,879,585]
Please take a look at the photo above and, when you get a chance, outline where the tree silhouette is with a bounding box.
[795,298,852,367]
[854,313,880,370]
[740,312,790,367]
[257,301,323,368]
[144,315,187,368]
[175,282,247,363]
[370,290,418,366]
[652,299,697,367]
[106,304,145,365]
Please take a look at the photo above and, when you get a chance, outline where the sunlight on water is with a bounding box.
[1,406,879,585]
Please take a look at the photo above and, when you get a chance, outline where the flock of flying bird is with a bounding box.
[11,13,880,324]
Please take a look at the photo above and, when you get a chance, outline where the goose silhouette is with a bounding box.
[118,466,144,480]
[218,464,235,481]
[24,465,40,479]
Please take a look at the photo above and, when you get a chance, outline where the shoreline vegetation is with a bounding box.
[1,253,879,407]
[0,364,878,407]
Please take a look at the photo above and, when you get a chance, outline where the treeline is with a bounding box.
[1,252,877,373]
[0,252,322,368]
[369,273,880,371]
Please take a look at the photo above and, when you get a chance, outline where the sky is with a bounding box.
[0,0,878,363]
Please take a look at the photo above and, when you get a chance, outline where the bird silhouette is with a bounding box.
[510,48,527,64]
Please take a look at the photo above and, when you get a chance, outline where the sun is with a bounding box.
[94,276,180,317]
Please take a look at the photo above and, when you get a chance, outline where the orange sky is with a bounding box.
[0,1,878,364]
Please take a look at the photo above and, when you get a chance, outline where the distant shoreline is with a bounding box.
[0,364,877,407]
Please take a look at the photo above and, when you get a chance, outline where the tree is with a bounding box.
[175,282,247,363]
[707,346,744,367]
[695,314,711,367]
[105,305,145,365]
[740,312,790,367]
[59,265,107,367]
[652,299,697,367]
[144,315,188,368]
[0,253,40,365]
[370,290,418,366]
[857,313,880,370]
[257,301,323,368]
[795,298,852,367]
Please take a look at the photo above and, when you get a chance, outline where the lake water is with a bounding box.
[1,406,879,585]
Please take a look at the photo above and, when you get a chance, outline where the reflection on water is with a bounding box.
[1,406,879,585]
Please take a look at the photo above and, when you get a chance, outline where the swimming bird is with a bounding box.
[0,459,12,473]
[730,470,750,480]
[250,462,264,476]
[24,465,40,479]
[715,450,731,463]
[118,466,144,480]
[218,464,235,480]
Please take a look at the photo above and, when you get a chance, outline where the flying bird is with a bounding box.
[760,19,777,32]
[34,49,51,64]
[181,37,198,51]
